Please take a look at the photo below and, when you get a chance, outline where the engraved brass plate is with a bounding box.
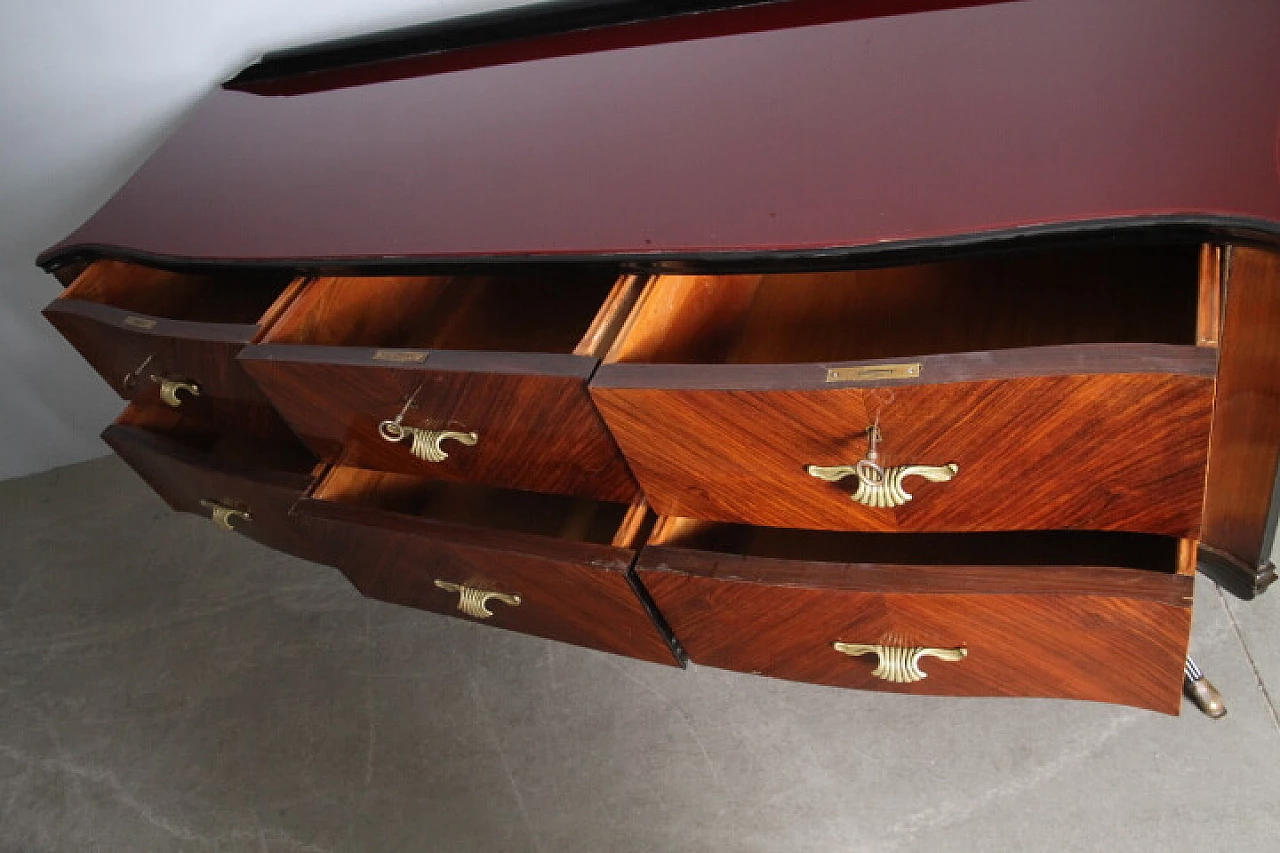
[826,363,921,383]
[372,349,429,363]
[123,315,158,330]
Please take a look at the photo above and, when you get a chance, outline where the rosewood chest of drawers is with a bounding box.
[39,0,1280,715]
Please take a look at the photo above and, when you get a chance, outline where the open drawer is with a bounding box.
[44,259,304,436]
[240,271,642,502]
[636,519,1195,713]
[103,403,323,562]
[591,242,1219,535]
[294,466,681,665]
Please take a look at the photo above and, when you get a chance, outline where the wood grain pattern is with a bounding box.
[242,269,639,500]
[45,301,295,439]
[44,260,302,438]
[607,246,1200,364]
[252,276,310,340]
[261,270,620,352]
[241,348,637,502]
[102,406,323,562]
[592,371,1214,535]
[295,471,680,665]
[574,274,649,358]
[1200,247,1280,596]
[60,259,295,324]
[596,343,1216,390]
[647,520,1189,597]
[637,536,1192,713]
[1196,244,1222,347]
[309,465,633,547]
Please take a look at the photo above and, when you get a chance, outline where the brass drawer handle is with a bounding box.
[833,642,968,683]
[434,580,521,619]
[199,499,251,531]
[378,421,478,462]
[151,375,201,408]
[807,462,958,508]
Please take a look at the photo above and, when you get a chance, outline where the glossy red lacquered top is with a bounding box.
[39,0,1280,269]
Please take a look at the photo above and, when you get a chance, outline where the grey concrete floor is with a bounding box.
[1,456,1278,852]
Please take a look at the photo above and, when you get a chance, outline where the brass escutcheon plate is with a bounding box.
[372,349,429,363]
[826,363,921,383]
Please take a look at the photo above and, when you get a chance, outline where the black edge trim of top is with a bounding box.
[225,0,786,89]
[625,567,690,666]
[36,215,1280,280]
[591,344,1220,390]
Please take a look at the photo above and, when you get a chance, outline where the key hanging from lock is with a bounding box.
[854,416,885,486]
[377,383,479,463]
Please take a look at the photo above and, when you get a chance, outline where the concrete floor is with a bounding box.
[1,456,1278,852]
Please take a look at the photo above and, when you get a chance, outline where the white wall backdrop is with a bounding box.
[0,0,538,482]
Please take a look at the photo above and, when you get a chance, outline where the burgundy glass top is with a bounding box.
[40,0,1280,268]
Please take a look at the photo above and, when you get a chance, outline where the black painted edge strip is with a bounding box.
[591,344,1218,391]
[294,493,636,567]
[638,545,1193,603]
[226,0,792,89]
[237,343,599,378]
[36,215,1280,279]
[44,299,262,345]
[625,566,690,667]
[1261,460,1280,595]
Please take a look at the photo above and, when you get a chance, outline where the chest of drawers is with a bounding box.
[39,0,1280,715]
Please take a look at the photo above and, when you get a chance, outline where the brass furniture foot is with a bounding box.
[1184,657,1227,719]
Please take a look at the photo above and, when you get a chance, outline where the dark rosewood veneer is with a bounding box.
[36,0,1280,713]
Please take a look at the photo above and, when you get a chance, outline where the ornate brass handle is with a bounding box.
[151,375,201,408]
[434,580,521,619]
[807,462,958,508]
[199,499,251,531]
[379,420,478,462]
[833,642,968,683]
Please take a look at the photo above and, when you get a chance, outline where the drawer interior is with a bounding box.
[312,465,649,547]
[607,243,1204,364]
[262,271,641,356]
[650,517,1190,575]
[62,259,298,326]
[114,404,319,475]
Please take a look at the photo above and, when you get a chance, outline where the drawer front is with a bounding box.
[295,501,680,666]
[45,301,282,434]
[241,346,637,502]
[638,553,1192,713]
[103,423,321,562]
[592,362,1214,536]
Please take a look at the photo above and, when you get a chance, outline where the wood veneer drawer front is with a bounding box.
[636,525,1193,713]
[593,363,1214,535]
[43,259,303,435]
[102,407,322,562]
[241,350,635,501]
[240,272,642,502]
[295,469,679,665]
[593,249,1216,535]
